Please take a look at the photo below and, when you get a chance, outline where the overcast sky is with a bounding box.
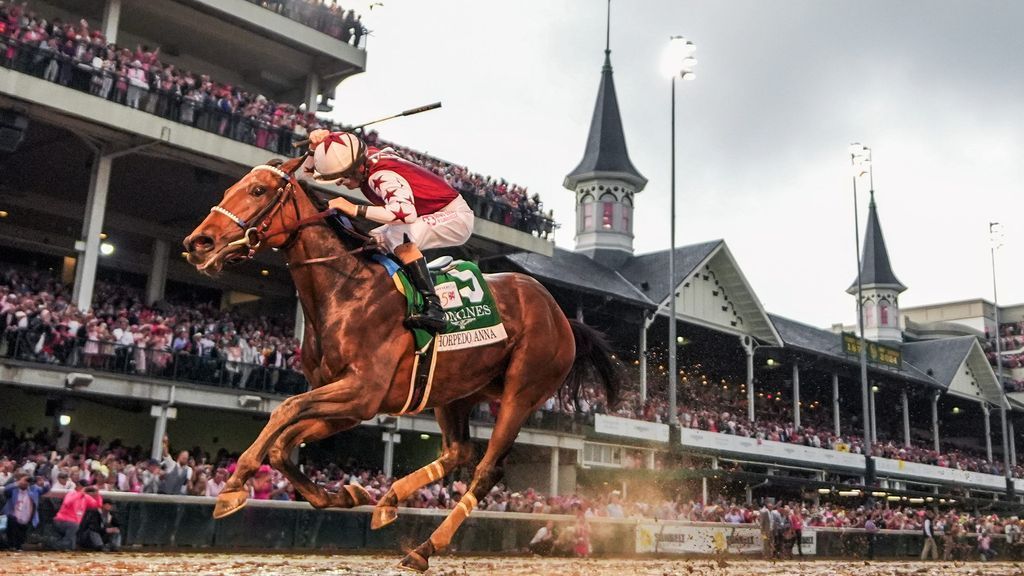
[330,0,1024,328]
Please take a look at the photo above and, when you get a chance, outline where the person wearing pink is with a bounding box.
[53,481,103,550]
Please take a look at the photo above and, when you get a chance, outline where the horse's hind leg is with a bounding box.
[268,418,371,509]
[371,398,476,529]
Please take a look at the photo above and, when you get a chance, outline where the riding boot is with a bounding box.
[402,257,448,333]
[393,240,447,333]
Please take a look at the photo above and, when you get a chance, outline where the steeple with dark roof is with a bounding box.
[848,190,907,342]
[563,49,647,191]
[564,1,646,268]
[847,191,906,294]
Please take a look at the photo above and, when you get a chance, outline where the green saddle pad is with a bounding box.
[398,260,507,351]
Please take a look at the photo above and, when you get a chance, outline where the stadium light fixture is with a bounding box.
[817,488,831,494]
[99,232,108,240]
[419,434,430,440]
[99,242,115,256]
[871,385,879,392]
[261,269,270,277]
[0,210,8,218]
[666,35,697,432]
[952,406,961,414]
[58,414,72,426]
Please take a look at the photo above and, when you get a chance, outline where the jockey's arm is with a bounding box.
[328,170,419,225]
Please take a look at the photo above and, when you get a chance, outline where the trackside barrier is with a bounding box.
[29,492,1020,560]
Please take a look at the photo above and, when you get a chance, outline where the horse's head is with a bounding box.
[184,156,307,275]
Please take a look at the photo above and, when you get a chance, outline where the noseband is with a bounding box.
[211,164,300,259]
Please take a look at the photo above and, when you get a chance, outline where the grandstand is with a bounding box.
[2,0,1024,563]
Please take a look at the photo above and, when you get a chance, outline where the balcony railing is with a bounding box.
[1,329,307,395]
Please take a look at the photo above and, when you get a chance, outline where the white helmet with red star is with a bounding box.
[312,132,366,185]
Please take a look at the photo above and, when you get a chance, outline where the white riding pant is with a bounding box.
[372,195,475,252]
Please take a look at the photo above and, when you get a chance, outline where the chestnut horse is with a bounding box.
[182,156,619,571]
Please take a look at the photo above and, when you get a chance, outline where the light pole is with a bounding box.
[990,222,1012,495]
[849,143,873,483]
[663,36,697,431]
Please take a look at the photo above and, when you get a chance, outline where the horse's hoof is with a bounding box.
[397,550,429,573]
[345,483,372,506]
[213,490,249,519]
[371,505,398,530]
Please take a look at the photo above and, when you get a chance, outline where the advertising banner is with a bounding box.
[635,523,763,555]
[594,414,670,443]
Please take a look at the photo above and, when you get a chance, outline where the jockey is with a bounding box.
[304,129,474,333]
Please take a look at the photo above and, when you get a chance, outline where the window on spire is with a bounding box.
[879,299,890,327]
[864,300,876,328]
[600,192,616,230]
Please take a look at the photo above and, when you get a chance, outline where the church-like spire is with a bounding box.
[563,0,646,192]
[848,190,906,294]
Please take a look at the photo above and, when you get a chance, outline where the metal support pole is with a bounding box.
[1001,407,1011,481]
[901,390,911,448]
[668,76,678,428]
[639,314,648,402]
[792,361,801,429]
[869,385,877,445]
[832,373,841,436]
[851,148,873,485]
[1012,420,1018,469]
[701,477,708,506]
[745,339,755,423]
[983,403,993,463]
[932,393,940,452]
[549,447,560,496]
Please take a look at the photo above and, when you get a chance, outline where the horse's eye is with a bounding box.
[252,186,266,197]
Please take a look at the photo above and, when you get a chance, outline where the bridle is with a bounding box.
[207,161,376,265]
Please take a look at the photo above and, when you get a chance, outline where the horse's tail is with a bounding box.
[563,319,621,409]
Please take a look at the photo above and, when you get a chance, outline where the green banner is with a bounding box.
[842,332,902,369]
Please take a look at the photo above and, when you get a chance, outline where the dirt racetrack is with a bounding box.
[2,552,1023,576]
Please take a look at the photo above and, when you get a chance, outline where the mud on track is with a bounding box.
[3,552,1024,576]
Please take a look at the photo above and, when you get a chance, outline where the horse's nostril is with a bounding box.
[189,235,215,254]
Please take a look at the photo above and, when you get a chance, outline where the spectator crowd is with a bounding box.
[246,0,367,47]
[0,2,556,238]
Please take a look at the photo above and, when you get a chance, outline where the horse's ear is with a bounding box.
[277,156,307,175]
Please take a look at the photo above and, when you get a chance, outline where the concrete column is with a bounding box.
[832,373,840,436]
[145,239,170,305]
[549,447,560,496]
[294,293,306,345]
[901,390,911,448]
[639,315,647,402]
[744,337,755,423]
[73,154,112,312]
[744,485,753,505]
[983,403,993,462]
[102,0,122,45]
[150,405,168,461]
[305,72,320,113]
[645,450,655,469]
[701,477,708,505]
[792,361,800,429]
[932,393,940,452]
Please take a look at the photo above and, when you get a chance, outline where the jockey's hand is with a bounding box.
[308,129,331,149]
[327,196,358,218]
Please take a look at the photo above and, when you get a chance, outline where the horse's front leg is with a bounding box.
[214,374,386,518]
[267,417,371,509]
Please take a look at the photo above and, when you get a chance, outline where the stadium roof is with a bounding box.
[506,248,654,307]
[563,50,647,191]
[848,191,906,294]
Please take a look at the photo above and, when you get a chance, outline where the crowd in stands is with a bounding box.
[246,0,367,47]
[0,267,306,394]
[0,3,556,238]
[555,364,1024,479]
[986,320,1024,391]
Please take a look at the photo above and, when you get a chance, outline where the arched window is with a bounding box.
[579,193,595,232]
[879,299,891,327]
[621,204,632,234]
[599,193,616,230]
[863,300,876,328]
